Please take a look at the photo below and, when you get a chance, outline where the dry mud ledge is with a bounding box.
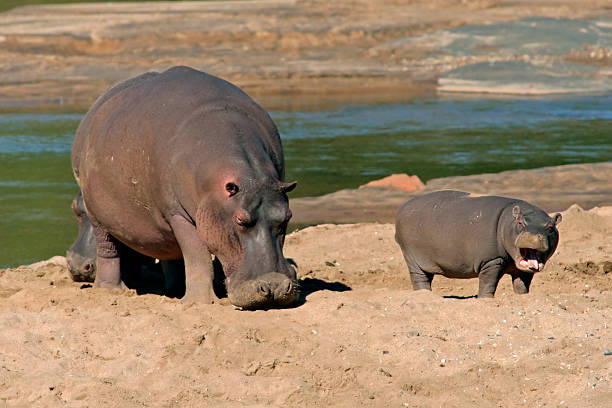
[1,203,610,407]
[291,162,612,226]
[1,0,611,110]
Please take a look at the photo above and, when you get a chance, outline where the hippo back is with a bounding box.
[72,66,284,184]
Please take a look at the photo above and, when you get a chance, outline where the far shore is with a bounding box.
[1,0,611,110]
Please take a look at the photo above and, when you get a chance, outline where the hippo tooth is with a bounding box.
[520,260,529,268]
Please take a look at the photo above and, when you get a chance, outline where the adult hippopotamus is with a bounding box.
[72,66,297,309]
[395,190,562,298]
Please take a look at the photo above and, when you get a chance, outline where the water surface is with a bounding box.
[1,95,610,267]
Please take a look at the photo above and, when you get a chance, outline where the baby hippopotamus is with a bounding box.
[395,190,562,297]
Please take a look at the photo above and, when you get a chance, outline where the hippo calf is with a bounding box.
[72,66,297,309]
[395,190,561,297]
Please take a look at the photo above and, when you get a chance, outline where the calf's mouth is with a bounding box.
[518,248,546,272]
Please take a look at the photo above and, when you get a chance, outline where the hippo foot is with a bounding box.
[93,257,125,291]
[181,287,220,305]
[228,273,298,310]
[93,279,127,292]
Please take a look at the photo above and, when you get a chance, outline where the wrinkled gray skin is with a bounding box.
[395,190,562,298]
[72,66,298,309]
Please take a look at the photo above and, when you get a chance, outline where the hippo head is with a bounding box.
[197,177,298,309]
[66,192,97,282]
[504,204,562,273]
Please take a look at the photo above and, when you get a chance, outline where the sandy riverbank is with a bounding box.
[0,204,610,407]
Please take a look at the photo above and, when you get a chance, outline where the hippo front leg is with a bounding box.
[477,258,505,298]
[169,215,219,304]
[511,273,533,295]
[92,224,125,290]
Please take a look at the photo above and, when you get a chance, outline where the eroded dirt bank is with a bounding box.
[291,162,612,226]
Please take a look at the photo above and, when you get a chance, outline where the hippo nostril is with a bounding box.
[279,279,292,294]
[257,283,272,299]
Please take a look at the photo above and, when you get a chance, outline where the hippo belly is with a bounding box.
[78,149,181,260]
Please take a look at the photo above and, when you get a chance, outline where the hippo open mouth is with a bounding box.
[518,248,545,271]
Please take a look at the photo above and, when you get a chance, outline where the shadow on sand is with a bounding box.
[297,277,352,305]
[442,294,477,300]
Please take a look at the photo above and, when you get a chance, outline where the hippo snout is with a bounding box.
[66,251,96,282]
[514,231,549,252]
[228,272,298,309]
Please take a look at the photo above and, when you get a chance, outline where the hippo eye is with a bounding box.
[226,182,239,197]
[516,220,525,231]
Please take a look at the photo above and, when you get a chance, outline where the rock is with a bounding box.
[359,174,424,191]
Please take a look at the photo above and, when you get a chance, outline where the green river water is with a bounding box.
[1,95,610,267]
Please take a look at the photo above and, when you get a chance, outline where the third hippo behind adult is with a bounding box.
[72,66,298,309]
[395,190,562,298]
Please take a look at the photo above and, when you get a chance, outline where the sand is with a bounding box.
[1,204,610,407]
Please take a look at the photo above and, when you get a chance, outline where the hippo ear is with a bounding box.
[71,195,79,214]
[512,205,526,230]
[225,182,239,197]
[280,181,297,193]
[552,213,562,225]
[512,205,521,220]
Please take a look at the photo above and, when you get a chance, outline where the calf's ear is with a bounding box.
[512,205,521,220]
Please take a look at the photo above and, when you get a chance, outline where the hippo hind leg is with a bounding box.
[406,260,434,291]
[92,224,125,290]
[511,273,534,295]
